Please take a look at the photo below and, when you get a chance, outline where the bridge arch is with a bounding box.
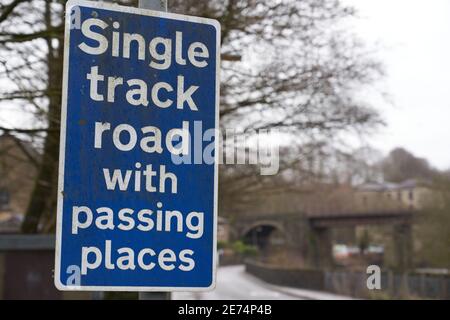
[241,221,287,251]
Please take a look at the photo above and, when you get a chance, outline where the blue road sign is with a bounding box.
[55,0,220,291]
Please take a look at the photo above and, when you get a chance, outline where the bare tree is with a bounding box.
[381,147,437,183]
[0,0,384,232]
[169,0,385,210]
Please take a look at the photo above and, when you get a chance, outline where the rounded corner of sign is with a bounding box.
[65,0,80,9]
[54,277,68,291]
[203,281,216,292]
[200,275,217,292]
[209,20,221,36]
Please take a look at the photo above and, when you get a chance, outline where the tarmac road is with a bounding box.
[171,265,352,300]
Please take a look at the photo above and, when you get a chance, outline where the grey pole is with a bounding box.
[101,0,170,300]
[136,0,170,302]
[138,0,167,11]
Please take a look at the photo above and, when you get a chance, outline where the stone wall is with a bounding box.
[245,260,450,299]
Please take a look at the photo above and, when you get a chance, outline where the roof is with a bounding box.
[356,179,431,192]
[0,212,23,234]
[0,133,40,165]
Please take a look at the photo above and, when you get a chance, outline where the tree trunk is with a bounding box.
[22,1,63,233]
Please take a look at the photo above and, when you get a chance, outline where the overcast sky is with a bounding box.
[345,0,450,170]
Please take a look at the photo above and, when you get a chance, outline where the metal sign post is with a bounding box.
[139,0,167,12]
[138,0,168,302]
[89,1,169,301]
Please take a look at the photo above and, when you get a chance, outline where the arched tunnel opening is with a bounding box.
[242,224,286,254]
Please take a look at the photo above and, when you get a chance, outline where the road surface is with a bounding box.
[172,265,352,300]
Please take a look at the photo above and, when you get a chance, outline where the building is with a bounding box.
[356,179,432,210]
[0,133,39,233]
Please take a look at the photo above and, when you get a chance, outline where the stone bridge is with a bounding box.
[232,208,414,270]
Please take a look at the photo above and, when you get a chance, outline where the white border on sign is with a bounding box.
[54,0,221,292]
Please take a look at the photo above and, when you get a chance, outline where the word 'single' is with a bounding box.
[79,19,210,70]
